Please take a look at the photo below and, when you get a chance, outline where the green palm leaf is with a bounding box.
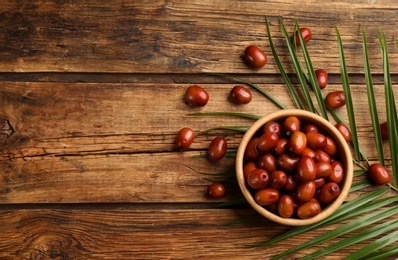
[378,31,398,187]
[364,243,398,260]
[265,16,304,110]
[301,217,398,259]
[187,111,261,120]
[197,126,248,136]
[209,73,288,109]
[251,187,390,247]
[271,205,398,259]
[361,26,384,166]
[295,20,328,120]
[343,229,398,260]
[335,26,360,162]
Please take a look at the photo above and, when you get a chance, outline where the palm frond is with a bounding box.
[197,126,248,136]
[379,31,398,187]
[301,218,398,259]
[251,187,390,247]
[361,25,385,166]
[208,73,288,109]
[265,17,304,110]
[271,205,398,259]
[343,229,398,260]
[187,111,261,120]
[335,26,360,162]
[295,19,328,119]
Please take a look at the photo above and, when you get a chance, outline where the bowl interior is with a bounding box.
[236,109,353,226]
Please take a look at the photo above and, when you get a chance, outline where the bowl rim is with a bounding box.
[236,109,353,226]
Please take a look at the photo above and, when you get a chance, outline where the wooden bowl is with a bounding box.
[236,109,353,226]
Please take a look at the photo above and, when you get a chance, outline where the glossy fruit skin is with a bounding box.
[315,149,331,163]
[323,137,337,156]
[176,127,195,149]
[283,116,301,136]
[335,123,352,142]
[380,121,389,140]
[296,181,316,202]
[314,178,326,189]
[302,123,319,133]
[244,137,260,161]
[257,132,279,153]
[283,175,297,191]
[263,121,282,137]
[244,45,267,68]
[230,85,252,104]
[318,182,340,204]
[243,161,258,179]
[247,169,269,189]
[368,163,391,185]
[301,147,316,160]
[258,153,277,173]
[306,132,327,150]
[315,162,333,178]
[274,138,288,156]
[185,85,209,107]
[269,171,287,189]
[255,188,279,206]
[296,157,316,182]
[297,201,321,219]
[315,69,328,89]
[295,27,312,46]
[276,154,299,173]
[289,131,307,155]
[278,195,295,218]
[207,183,226,199]
[208,137,227,161]
[328,161,344,184]
[325,91,346,110]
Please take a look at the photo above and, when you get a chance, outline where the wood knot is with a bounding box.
[28,232,85,260]
[0,119,14,142]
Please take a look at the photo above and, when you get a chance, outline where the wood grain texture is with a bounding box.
[1,0,398,259]
[1,208,396,259]
[0,0,398,73]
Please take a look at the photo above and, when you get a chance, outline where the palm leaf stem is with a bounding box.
[378,31,398,188]
[208,73,287,109]
[278,17,315,112]
[265,16,304,110]
[361,25,385,166]
[294,20,328,120]
[335,26,360,162]
[187,111,261,120]
[343,229,398,260]
[251,187,390,247]
[197,126,248,136]
[271,204,398,259]
[300,217,398,260]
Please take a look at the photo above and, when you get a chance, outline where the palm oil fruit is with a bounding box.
[368,163,391,185]
[176,127,195,149]
[207,183,226,199]
[325,91,346,110]
[244,45,267,68]
[185,85,209,107]
[229,85,252,104]
[208,137,227,161]
[315,69,328,89]
[294,27,312,46]
[243,115,346,219]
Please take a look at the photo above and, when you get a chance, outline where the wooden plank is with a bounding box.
[1,208,397,259]
[1,81,396,203]
[1,0,398,73]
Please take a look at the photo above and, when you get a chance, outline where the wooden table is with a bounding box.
[1,1,398,258]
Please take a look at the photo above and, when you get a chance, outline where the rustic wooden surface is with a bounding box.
[1,0,398,259]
